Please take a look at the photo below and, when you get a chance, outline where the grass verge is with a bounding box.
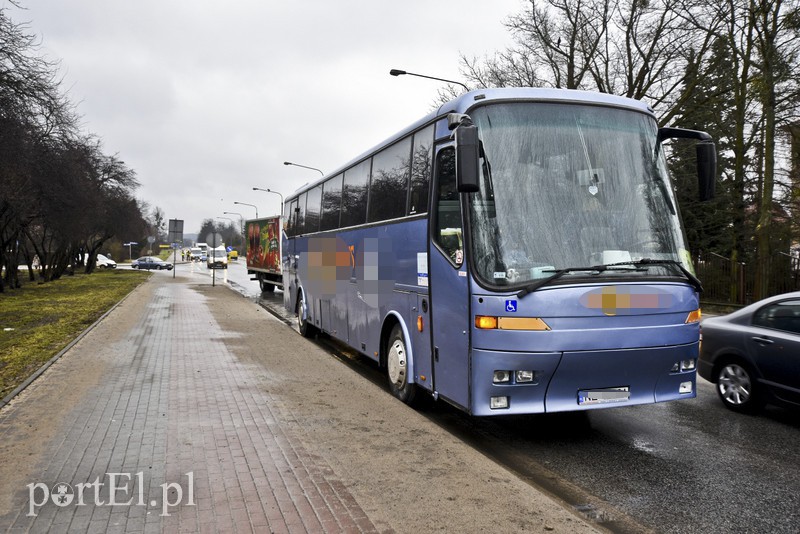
[0,269,149,400]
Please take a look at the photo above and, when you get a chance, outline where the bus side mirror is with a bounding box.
[455,123,480,193]
[657,127,717,202]
[696,141,716,202]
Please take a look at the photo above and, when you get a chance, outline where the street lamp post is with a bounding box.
[233,201,258,218]
[283,161,324,176]
[389,68,469,91]
[253,187,284,214]
[223,211,244,233]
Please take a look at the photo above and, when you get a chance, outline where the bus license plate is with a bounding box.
[578,387,630,405]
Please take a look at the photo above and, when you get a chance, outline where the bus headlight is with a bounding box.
[671,359,696,373]
[515,370,535,383]
[493,370,511,383]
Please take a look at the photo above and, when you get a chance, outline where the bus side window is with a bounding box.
[287,199,299,236]
[409,124,434,215]
[433,148,463,266]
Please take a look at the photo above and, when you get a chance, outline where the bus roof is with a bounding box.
[288,87,656,199]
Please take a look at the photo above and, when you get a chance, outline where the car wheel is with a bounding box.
[296,289,317,338]
[386,324,417,405]
[716,360,763,414]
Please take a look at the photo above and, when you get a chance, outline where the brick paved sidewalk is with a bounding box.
[0,277,384,533]
[1,275,599,534]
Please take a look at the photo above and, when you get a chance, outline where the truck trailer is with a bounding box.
[245,216,283,292]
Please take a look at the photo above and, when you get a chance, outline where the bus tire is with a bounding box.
[386,325,417,405]
[297,289,316,338]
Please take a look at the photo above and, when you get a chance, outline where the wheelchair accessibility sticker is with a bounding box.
[505,300,517,312]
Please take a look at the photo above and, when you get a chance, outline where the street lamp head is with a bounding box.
[252,187,284,213]
[388,67,469,91]
[283,161,324,176]
[232,201,258,218]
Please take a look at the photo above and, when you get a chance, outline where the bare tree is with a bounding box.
[459,0,720,123]
[1,8,148,288]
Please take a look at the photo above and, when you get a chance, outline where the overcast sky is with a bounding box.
[6,0,521,235]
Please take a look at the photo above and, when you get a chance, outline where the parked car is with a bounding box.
[132,256,173,271]
[96,253,117,269]
[82,253,117,269]
[698,291,800,413]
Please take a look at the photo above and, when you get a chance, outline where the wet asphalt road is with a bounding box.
[205,261,800,533]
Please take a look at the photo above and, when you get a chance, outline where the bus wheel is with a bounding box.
[387,325,416,405]
[296,290,316,338]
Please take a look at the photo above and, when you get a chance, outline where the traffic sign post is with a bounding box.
[123,242,138,261]
[206,232,223,287]
[169,219,184,278]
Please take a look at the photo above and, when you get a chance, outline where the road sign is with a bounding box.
[205,233,224,248]
[168,219,184,244]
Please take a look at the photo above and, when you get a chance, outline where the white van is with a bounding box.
[83,253,117,268]
[207,246,228,269]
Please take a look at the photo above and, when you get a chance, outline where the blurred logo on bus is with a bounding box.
[301,236,395,307]
[580,286,672,316]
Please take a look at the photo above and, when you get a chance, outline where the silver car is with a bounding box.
[698,291,800,413]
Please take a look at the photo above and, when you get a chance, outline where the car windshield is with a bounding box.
[467,101,691,288]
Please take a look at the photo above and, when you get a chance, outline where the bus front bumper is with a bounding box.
[469,343,698,416]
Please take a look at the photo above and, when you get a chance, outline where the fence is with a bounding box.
[694,251,800,306]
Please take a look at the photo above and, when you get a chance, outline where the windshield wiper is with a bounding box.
[515,258,702,298]
[516,264,646,298]
[597,258,704,293]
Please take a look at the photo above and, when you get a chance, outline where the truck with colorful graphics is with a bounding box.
[246,215,283,292]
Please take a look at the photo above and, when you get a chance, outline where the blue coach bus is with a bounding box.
[282,88,716,416]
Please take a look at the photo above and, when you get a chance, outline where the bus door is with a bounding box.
[429,146,470,409]
[282,197,299,312]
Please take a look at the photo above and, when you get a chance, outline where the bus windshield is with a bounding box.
[467,101,690,289]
